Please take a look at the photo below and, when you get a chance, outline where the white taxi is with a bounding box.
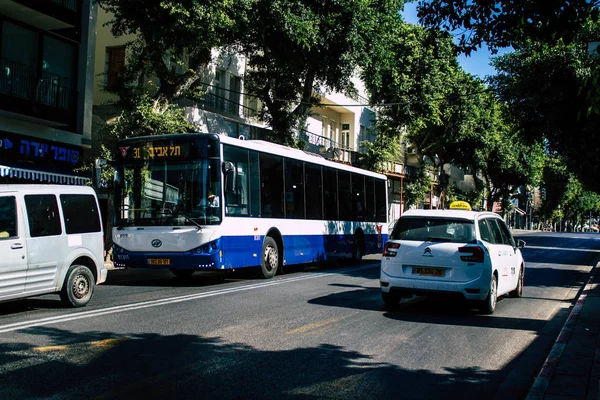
[380,204,525,314]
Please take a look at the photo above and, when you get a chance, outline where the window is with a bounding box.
[1,22,39,100]
[496,218,515,246]
[106,46,125,92]
[338,171,352,221]
[375,179,387,222]
[229,75,241,115]
[329,121,336,141]
[61,195,101,234]
[0,196,17,239]
[486,219,505,245]
[323,167,338,220]
[25,195,62,237]
[478,219,492,243]
[366,178,376,221]
[305,163,323,220]
[259,153,284,218]
[352,174,365,220]
[391,217,475,243]
[285,159,305,219]
[224,145,250,216]
[249,151,260,217]
[214,69,226,110]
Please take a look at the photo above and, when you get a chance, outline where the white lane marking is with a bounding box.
[525,245,600,253]
[0,263,379,334]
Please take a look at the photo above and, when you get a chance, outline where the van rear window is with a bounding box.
[60,194,101,234]
[390,217,475,243]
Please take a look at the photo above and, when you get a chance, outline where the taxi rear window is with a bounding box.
[390,217,475,243]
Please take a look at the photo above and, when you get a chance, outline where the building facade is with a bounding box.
[0,0,96,185]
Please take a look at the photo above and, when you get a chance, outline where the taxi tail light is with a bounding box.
[459,245,484,263]
[383,242,400,257]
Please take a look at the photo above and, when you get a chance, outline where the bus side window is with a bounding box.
[223,145,249,216]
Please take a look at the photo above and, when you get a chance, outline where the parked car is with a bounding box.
[0,185,107,307]
[380,208,525,314]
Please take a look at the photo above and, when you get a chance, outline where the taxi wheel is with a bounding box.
[479,274,497,314]
[60,265,95,308]
[509,266,524,298]
[382,291,401,309]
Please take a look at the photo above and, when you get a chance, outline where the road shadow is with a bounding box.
[0,326,504,400]
[103,260,381,288]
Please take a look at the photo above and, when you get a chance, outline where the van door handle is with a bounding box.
[11,243,23,249]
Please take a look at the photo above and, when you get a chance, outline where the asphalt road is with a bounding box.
[0,232,598,399]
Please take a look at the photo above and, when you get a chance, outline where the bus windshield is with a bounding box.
[115,160,222,227]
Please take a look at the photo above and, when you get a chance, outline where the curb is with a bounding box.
[525,262,598,400]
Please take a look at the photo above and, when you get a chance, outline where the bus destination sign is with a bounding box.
[120,142,191,160]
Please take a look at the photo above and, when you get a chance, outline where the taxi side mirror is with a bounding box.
[516,239,526,248]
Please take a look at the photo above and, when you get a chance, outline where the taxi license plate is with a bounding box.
[148,258,170,265]
[413,267,445,277]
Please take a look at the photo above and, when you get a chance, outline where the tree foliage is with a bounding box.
[97,0,253,105]
[416,0,599,54]
[489,27,600,192]
[241,0,404,145]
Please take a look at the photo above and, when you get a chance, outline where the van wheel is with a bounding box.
[60,265,95,308]
[509,266,524,298]
[479,274,497,314]
[261,236,279,279]
[171,269,195,279]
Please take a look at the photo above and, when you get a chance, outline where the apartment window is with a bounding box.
[229,74,241,115]
[1,22,39,100]
[106,46,125,92]
[214,69,226,110]
[42,36,75,108]
[329,121,336,142]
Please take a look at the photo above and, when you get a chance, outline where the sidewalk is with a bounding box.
[526,262,600,400]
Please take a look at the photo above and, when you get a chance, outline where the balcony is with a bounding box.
[0,57,75,126]
[193,91,258,121]
[1,0,79,30]
[298,129,358,165]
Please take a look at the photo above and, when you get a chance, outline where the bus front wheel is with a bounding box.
[261,236,279,279]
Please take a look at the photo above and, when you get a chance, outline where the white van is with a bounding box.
[0,185,107,307]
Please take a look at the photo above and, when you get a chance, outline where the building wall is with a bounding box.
[93,8,136,106]
[0,0,97,183]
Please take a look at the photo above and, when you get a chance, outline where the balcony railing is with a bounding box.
[193,90,258,120]
[298,129,357,164]
[51,0,77,12]
[0,58,72,110]
[13,0,79,27]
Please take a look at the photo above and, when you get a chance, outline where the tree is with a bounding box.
[416,0,599,54]
[97,0,253,108]
[241,0,405,145]
[489,31,600,193]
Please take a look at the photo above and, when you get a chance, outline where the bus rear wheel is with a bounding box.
[261,236,279,279]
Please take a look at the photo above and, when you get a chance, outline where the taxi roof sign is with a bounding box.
[449,201,471,211]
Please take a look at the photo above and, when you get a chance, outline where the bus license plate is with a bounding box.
[414,267,445,277]
[148,258,170,265]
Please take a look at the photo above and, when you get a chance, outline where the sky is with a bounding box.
[402,2,510,79]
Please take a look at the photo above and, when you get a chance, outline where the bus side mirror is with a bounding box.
[223,161,236,193]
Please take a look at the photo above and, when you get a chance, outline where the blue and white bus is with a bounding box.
[112,133,388,278]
